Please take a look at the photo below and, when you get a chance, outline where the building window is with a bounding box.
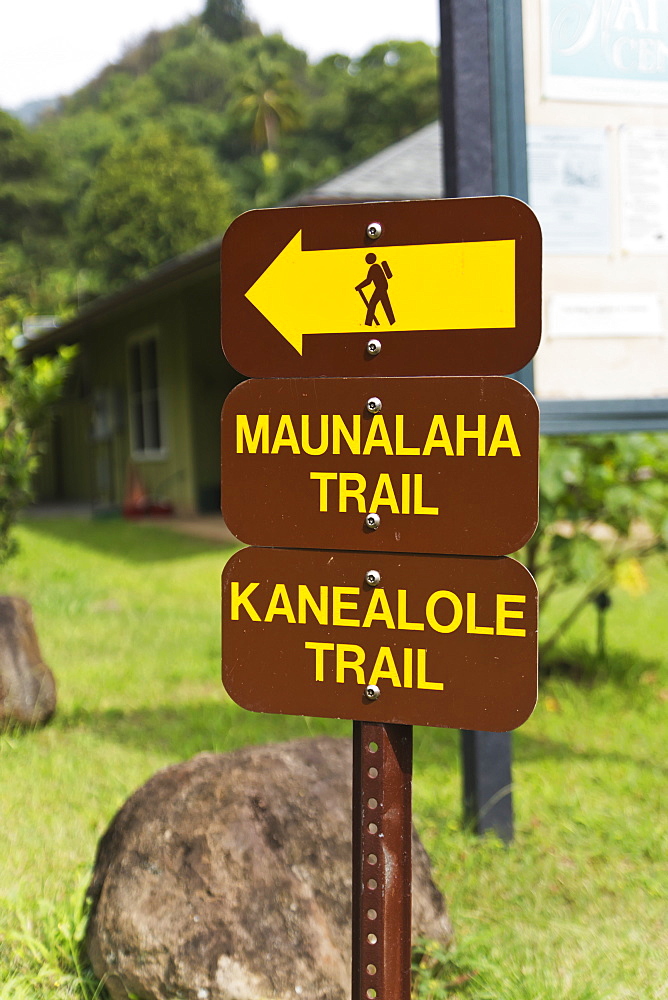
[128,334,164,457]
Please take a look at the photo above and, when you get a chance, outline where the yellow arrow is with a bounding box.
[245,230,516,354]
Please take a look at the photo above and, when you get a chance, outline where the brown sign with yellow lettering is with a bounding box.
[222,546,538,732]
[221,375,539,557]
[220,197,541,378]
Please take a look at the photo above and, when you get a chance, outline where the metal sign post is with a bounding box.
[352,721,412,1000]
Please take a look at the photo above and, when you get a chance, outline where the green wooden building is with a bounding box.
[26,238,238,515]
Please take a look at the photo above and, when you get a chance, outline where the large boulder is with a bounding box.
[0,596,56,727]
[86,737,453,1000]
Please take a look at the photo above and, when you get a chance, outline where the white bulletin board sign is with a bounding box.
[527,125,611,254]
[620,126,668,253]
[548,292,663,337]
[522,1,668,421]
[542,0,668,106]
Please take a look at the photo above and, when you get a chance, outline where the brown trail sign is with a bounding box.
[221,546,538,732]
[221,374,538,556]
[221,196,541,378]
[219,194,541,1000]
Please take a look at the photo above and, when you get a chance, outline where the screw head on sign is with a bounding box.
[365,569,381,587]
[366,222,382,240]
[365,513,381,531]
[365,685,381,701]
[366,339,382,356]
[366,396,382,414]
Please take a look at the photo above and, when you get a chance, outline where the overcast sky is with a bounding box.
[0,0,440,110]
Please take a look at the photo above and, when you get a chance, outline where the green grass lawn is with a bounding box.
[1,518,666,999]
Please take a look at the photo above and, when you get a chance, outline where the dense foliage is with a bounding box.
[523,433,668,652]
[0,2,437,557]
[0,290,75,563]
[77,126,233,283]
[1,1,439,303]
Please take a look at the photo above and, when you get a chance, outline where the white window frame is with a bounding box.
[127,328,167,461]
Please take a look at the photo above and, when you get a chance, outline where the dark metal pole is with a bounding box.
[460,730,514,841]
[439,0,529,198]
[352,721,413,1000]
[439,0,495,199]
[439,0,531,841]
[487,0,534,393]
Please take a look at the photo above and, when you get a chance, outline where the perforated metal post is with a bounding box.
[352,721,413,1000]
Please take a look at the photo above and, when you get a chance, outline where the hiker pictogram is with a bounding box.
[355,253,396,326]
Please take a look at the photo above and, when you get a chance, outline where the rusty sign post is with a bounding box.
[352,721,412,1000]
[220,196,541,1000]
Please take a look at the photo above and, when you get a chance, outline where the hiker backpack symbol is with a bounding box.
[355,253,396,327]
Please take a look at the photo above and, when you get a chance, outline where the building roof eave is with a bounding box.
[23,236,222,357]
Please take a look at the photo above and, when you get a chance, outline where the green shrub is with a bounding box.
[0,294,75,564]
[523,433,668,654]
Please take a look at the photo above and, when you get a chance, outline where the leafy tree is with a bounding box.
[522,434,668,654]
[97,74,164,123]
[115,23,201,75]
[149,35,233,108]
[40,109,124,173]
[337,41,439,161]
[303,53,353,147]
[0,289,75,563]
[226,150,326,211]
[161,103,232,158]
[202,0,254,43]
[63,21,200,113]
[76,125,233,286]
[0,243,76,317]
[0,111,73,316]
[0,111,65,247]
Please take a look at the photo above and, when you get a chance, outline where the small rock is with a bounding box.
[0,596,56,727]
[90,599,122,614]
[86,738,453,1000]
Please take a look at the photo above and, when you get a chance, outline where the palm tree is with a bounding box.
[229,51,304,152]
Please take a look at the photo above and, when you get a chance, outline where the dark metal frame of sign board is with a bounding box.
[540,398,668,435]
[440,0,532,844]
[443,0,668,435]
[440,0,668,844]
[489,0,668,437]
